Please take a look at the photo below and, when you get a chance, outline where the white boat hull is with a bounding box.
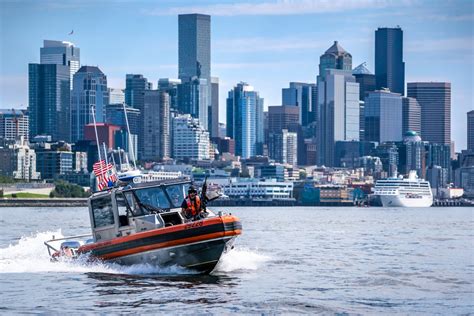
[380,194,433,207]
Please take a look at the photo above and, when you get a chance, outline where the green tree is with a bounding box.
[50,180,90,198]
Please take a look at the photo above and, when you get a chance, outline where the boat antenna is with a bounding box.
[122,103,137,169]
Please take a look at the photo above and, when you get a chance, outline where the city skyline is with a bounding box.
[0,0,472,150]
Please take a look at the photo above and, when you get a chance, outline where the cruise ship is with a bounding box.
[374,171,433,207]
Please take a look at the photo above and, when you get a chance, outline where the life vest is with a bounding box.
[185,196,201,216]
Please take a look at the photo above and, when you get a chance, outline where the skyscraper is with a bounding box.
[172,114,210,161]
[177,77,208,129]
[467,110,474,151]
[40,40,80,89]
[282,82,317,126]
[71,66,109,142]
[364,89,403,143]
[158,78,181,110]
[375,27,405,95]
[125,74,150,159]
[317,69,359,166]
[209,77,219,138]
[0,109,29,142]
[402,97,421,135]
[268,129,298,166]
[28,63,71,141]
[143,90,170,160]
[352,62,376,101]
[318,41,352,80]
[407,82,451,145]
[226,82,264,158]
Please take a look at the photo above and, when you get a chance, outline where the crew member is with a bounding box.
[181,186,202,220]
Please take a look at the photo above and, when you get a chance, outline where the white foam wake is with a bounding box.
[214,247,270,273]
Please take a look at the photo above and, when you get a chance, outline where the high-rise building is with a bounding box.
[177,77,208,130]
[402,97,421,135]
[352,62,376,101]
[143,90,170,160]
[172,114,210,161]
[209,77,219,138]
[40,40,80,89]
[267,105,300,133]
[467,110,474,151]
[158,78,181,110]
[0,109,29,142]
[282,82,317,126]
[71,66,109,143]
[28,63,71,142]
[318,41,352,80]
[0,137,40,181]
[106,103,140,159]
[317,69,359,166]
[125,74,150,158]
[226,82,264,158]
[364,89,403,143]
[268,129,298,166]
[375,27,405,95]
[400,131,426,178]
[407,82,451,145]
[108,88,125,104]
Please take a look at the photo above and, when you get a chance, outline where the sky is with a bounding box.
[0,0,473,150]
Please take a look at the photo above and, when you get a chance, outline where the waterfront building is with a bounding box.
[0,137,40,181]
[468,110,474,151]
[282,82,317,126]
[172,114,210,161]
[407,82,451,145]
[375,27,405,95]
[177,77,208,130]
[372,142,399,177]
[454,151,474,197]
[0,109,29,142]
[364,89,403,143]
[125,74,151,158]
[71,66,109,143]
[426,165,449,193]
[226,82,264,158]
[402,97,421,135]
[40,40,80,89]
[108,88,125,104]
[223,178,294,200]
[34,142,73,180]
[268,129,298,166]
[143,90,170,160]
[318,41,352,81]
[28,63,70,142]
[158,78,181,111]
[334,140,376,168]
[212,137,235,155]
[352,62,376,101]
[317,69,359,167]
[209,77,219,138]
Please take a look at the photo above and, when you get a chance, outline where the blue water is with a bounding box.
[0,206,473,314]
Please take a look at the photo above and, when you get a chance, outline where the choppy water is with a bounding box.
[0,206,473,314]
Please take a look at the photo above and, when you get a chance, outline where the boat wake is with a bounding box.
[0,231,269,275]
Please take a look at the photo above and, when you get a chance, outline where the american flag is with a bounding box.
[93,160,117,190]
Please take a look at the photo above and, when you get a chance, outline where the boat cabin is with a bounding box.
[88,179,192,242]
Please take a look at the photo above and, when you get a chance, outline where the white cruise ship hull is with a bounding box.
[380,194,433,207]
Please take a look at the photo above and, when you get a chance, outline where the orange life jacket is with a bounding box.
[185,196,201,216]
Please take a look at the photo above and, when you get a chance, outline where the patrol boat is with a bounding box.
[45,179,242,273]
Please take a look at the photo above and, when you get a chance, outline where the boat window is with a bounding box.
[165,184,187,208]
[115,192,131,226]
[91,196,115,228]
[124,191,145,217]
[134,186,171,211]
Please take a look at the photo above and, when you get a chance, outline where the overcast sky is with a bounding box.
[1,0,473,150]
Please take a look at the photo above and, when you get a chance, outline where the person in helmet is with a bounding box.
[181,186,202,220]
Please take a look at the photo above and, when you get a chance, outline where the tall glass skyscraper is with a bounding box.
[71,66,109,142]
[28,63,71,142]
[375,27,405,95]
[40,40,80,89]
[282,82,317,126]
[226,82,264,159]
[318,41,352,80]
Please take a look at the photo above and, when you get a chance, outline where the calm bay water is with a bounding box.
[0,206,473,314]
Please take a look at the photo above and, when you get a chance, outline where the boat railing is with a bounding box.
[44,233,93,257]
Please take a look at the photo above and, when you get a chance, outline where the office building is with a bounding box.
[28,63,71,142]
[108,88,125,104]
[226,82,264,158]
[40,40,80,89]
[468,110,474,151]
[282,82,317,126]
[106,103,140,135]
[318,41,352,80]
[267,105,300,134]
[0,137,40,181]
[375,27,405,95]
[172,114,210,161]
[209,77,219,138]
[71,66,109,142]
[143,90,170,160]
[317,69,359,166]
[407,82,451,145]
[177,77,208,130]
[0,109,29,142]
[399,131,426,178]
[83,123,121,149]
[402,97,421,135]
[268,129,298,166]
[372,142,399,177]
[364,89,403,143]
[35,145,73,180]
[158,78,181,110]
[352,62,376,101]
